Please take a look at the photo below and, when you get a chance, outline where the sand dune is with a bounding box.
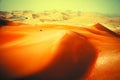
[0,20,120,80]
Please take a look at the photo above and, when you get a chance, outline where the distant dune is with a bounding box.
[0,11,120,31]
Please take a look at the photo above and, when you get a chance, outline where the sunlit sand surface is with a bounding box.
[0,20,120,80]
[0,10,120,80]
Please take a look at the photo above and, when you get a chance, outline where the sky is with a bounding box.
[0,0,120,15]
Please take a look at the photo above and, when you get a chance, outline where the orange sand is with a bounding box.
[0,21,120,80]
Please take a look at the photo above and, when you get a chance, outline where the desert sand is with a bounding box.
[0,11,120,31]
[0,19,120,80]
[0,10,120,80]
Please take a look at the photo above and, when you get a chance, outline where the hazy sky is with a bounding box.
[0,0,120,15]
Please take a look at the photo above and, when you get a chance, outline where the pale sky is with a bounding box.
[0,0,120,15]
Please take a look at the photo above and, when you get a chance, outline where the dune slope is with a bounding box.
[0,20,120,80]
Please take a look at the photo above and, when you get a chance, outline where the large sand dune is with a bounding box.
[0,20,120,80]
